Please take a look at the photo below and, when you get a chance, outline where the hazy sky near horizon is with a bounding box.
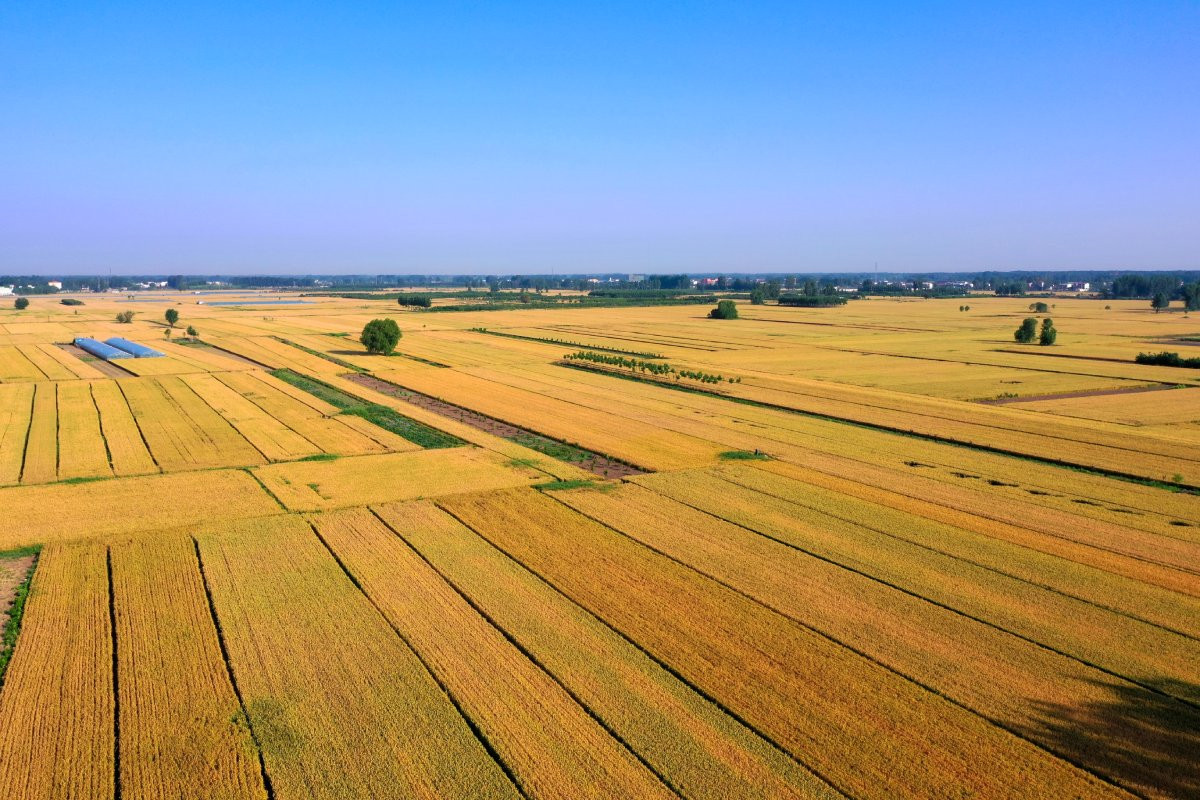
[2,2,1197,275]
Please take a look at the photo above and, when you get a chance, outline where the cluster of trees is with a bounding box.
[1014,317,1056,345]
[709,300,739,319]
[1029,302,1051,312]
[1135,351,1200,369]
[396,294,433,308]
[563,350,739,384]
[994,282,1027,296]
[115,310,135,323]
[958,305,971,311]
[777,294,847,307]
[361,318,402,354]
[564,350,673,375]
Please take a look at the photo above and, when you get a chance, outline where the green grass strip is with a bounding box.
[271,369,464,448]
[0,548,40,687]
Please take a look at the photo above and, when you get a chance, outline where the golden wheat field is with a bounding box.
[0,289,1196,799]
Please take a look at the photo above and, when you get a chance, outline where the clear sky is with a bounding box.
[1,2,1196,275]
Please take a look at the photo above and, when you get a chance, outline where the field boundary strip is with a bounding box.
[346,373,648,478]
[0,547,39,688]
[557,361,1200,492]
[270,369,466,449]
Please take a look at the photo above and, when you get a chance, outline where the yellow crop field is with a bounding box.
[0,542,113,799]
[0,383,34,484]
[632,468,1200,701]
[3,291,1196,798]
[439,488,1123,799]
[195,515,519,798]
[252,447,544,511]
[214,370,391,455]
[120,376,265,470]
[17,344,79,380]
[182,373,320,461]
[20,383,57,484]
[375,499,841,800]
[90,380,159,476]
[313,506,676,799]
[550,480,1199,797]
[55,381,112,480]
[110,534,267,799]
[0,468,279,550]
[0,346,48,381]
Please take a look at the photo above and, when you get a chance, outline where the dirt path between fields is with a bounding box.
[56,343,135,378]
[347,373,646,478]
[0,554,35,632]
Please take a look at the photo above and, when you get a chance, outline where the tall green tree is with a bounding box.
[1183,282,1200,311]
[709,300,739,319]
[1151,292,1170,313]
[165,308,179,327]
[1014,317,1038,343]
[1039,318,1057,346]
[361,318,401,354]
[13,297,28,310]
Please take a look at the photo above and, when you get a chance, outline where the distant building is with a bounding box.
[0,287,12,296]
[47,280,62,290]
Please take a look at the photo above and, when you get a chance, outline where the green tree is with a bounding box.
[13,297,28,310]
[1029,301,1049,313]
[361,318,401,354]
[750,288,766,305]
[116,310,136,323]
[1182,282,1200,311]
[1151,292,1170,313]
[1014,317,1038,343]
[165,308,179,327]
[1039,318,1057,346]
[709,299,739,319]
[186,325,198,338]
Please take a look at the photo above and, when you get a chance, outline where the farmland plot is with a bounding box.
[19,383,57,484]
[252,448,543,511]
[195,515,518,799]
[375,499,841,800]
[0,542,113,799]
[120,377,265,470]
[110,534,267,799]
[55,381,112,480]
[182,373,320,461]
[215,370,391,456]
[90,379,159,476]
[0,469,280,550]
[550,481,1200,798]
[630,469,1200,704]
[313,506,676,800]
[440,488,1121,799]
[0,383,33,484]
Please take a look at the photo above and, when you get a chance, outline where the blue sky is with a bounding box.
[1,2,1196,274]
